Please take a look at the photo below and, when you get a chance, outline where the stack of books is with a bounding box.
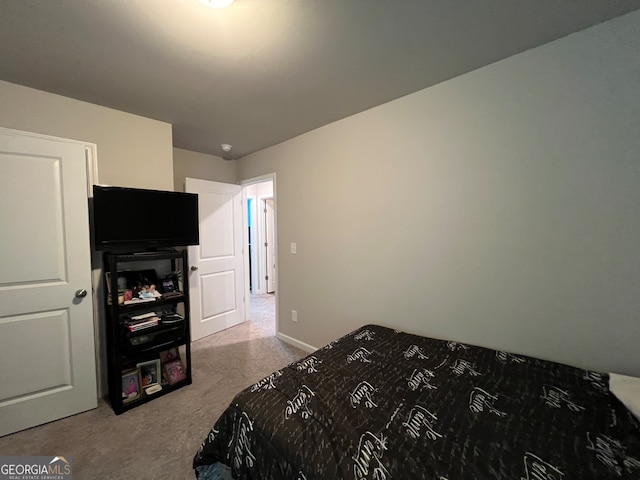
[123,297,156,305]
[123,312,159,332]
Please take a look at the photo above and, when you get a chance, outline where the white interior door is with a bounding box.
[187,178,245,341]
[265,198,276,293]
[0,128,97,437]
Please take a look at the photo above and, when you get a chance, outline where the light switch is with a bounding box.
[291,242,297,254]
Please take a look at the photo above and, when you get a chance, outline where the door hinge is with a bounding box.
[265,275,269,281]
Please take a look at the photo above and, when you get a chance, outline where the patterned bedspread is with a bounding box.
[193,324,640,479]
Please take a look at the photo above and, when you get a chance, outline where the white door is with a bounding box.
[0,128,97,437]
[187,178,245,341]
[265,198,276,293]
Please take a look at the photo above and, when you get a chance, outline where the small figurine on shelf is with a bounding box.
[139,283,161,299]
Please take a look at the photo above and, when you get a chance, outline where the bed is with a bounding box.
[193,324,640,479]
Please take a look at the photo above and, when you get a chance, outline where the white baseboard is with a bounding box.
[276,332,318,353]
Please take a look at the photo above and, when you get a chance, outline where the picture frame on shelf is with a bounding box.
[164,358,187,385]
[137,359,161,389]
[122,369,141,404]
[161,276,179,293]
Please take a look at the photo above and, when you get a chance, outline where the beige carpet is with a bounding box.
[0,293,304,479]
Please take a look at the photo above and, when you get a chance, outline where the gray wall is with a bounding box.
[173,147,238,191]
[237,10,640,375]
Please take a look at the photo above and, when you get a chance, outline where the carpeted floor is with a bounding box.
[0,293,304,479]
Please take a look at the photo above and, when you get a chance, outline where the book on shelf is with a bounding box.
[123,314,159,332]
[124,297,156,305]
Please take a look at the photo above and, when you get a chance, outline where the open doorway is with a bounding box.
[242,175,276,335]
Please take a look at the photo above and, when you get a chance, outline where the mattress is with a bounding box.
[194,324,640,479]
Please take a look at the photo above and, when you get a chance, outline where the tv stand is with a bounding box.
[103,248,192,414]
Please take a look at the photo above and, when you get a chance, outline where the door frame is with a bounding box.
[263,196,275,293]
[251,193,273,295]
[240,173,278,333]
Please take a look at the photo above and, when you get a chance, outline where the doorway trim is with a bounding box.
[240,173,278,334]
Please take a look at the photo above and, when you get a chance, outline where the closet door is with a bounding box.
[0,128,97,437]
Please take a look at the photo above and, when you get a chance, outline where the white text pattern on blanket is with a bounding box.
[541,385,585,412]
[496,351,525,364]
[402,405,442,441]
[447,341,469,351]
[296,356,322,374]
[354,329,375,341]
[583,371,608,393]
[407,368,437,391]
[285,385,315,420]
[250,371,282,392]
[197,427,220,456]
[403,344,428,360]
[347,347,373,364]
[230,412,256,471]
[352,432,390,480]
[450,359,482,377]
[350,381,379,409]
[468,387,506,417]
[522,453,564,480]
[586,432,640,476]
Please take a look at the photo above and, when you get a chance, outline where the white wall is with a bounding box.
[0,80,174,189]
[238,10,640,376]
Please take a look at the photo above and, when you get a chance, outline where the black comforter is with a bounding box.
[194,324,640,479]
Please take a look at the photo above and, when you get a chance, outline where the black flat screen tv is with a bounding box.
[93,185,199,251]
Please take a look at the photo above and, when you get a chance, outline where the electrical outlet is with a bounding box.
[291,242,297,254]
[291,310,298,322]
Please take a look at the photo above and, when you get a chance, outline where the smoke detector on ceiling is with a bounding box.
[220,144,233,160]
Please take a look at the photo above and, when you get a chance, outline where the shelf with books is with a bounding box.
[103,249,192,415]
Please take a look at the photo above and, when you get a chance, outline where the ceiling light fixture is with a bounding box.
[198,0,234,8]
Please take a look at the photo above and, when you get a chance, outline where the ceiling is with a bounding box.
[1,1,639,159]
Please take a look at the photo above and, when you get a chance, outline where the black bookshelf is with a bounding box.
[103,249,192,414]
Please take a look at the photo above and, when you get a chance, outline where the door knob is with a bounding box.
[75,289,88,298]
[190,266,198,271]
